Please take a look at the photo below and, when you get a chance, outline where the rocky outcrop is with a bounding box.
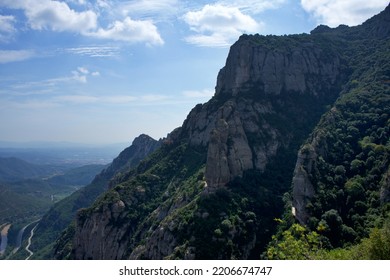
[291,108,334,225]
[292,144,317,224]
[181,35,343,188]
[73,200,129,259]
[103,134,161,179]
[215,34,341,97]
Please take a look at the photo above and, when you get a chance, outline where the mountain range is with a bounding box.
[24,5,390,260]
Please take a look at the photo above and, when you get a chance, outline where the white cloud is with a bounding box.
[56,95,98,104]
[64,46,120,57]
[77,67,89,74]
[183,4,261,47]
[49,94,166,105]
[87,16,164,45]
[217,0,286,14]
[1,0,98,32]
[102,95,138,104]
[9,67,94,92]
[0,50,35,63]
[301,0,389,27]
[183,89,214,98]
[140,94,169,102]
[96,0,111,9]
[0,0,164,45]
[54,93,172,105]
[118,0,180,21]
[0,15,16,42]
[70,66,101,83]
[71,70,87,83]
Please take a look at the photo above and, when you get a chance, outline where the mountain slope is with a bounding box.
[289,17,390,253]
[28,134,161,259]
[55,6,389,260]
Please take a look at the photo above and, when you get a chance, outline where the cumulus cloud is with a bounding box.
[0,0,164,45]
[1,0,97,32]
[0,50,35,63]
[70,66,101,83]
[77,66,89,74]
[87,17,164,45]
[0,15,16,42]
[301,0,389,27]
[183,4,261,47]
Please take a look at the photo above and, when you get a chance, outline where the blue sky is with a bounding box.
[0,0,388,145]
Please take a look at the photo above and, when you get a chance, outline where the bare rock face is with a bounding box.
[73,200,129,259]
[215,35,341,97]
[204,102,258,187]
[291,107,337,225]
[129,222,178,260]
[181,35,343,188]
[292,144,317,224]
[183,97,283,188]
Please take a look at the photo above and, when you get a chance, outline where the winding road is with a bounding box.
[11,221,35,255]
[25,223,38,260]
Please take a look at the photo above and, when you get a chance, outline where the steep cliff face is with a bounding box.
[181,35,345,188]
[55,6,389,260]
[215,35,341,97]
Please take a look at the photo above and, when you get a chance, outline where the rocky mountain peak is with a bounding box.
[214,33,342,98]
[103,134,161,178]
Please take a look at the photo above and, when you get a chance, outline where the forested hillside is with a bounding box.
[53,5,389,260]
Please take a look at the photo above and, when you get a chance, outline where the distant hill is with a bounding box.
[0,157,58,182]
[47,164,107,187]
[0,163,106,224]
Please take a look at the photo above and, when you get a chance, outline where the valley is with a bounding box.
[0,146,111,259]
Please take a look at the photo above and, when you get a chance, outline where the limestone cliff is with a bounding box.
[181,34,344,188]
[215,34,341,97]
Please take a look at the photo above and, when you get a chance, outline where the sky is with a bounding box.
[0,0,388,145]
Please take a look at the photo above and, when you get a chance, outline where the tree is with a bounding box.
[266,224,322,260]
